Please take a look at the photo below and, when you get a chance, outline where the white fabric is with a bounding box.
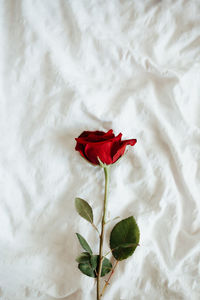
[0,1,200,299]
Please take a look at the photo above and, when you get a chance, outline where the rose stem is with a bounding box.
[97,165,110,300]
[100,260,119,297]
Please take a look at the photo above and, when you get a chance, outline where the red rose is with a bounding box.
[75,129,137,165]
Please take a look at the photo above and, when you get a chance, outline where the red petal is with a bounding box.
[75,141,87,160]
[78,130,107,138]
[84,141,113,165]
[83,133,122,165]
[112,139,137,163]
[85,129,114,142]
[76,130,117,145]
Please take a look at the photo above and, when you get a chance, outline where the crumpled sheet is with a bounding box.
[0,0,200,299]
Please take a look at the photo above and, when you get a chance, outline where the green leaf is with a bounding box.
[76,233,93,255]
[114,242,138,249]
[76,252,91,263]
[77,255,112,278]
[101,256,112,277]
[90,255,98,270]
[78,262,96,278]
[110,216,140,261]
[75,198,94,224]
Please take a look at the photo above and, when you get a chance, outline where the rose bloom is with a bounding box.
[75,129,137,165]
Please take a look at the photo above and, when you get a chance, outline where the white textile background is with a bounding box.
[0,0,200,299]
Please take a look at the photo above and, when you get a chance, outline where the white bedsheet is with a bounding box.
[0,1,200,299]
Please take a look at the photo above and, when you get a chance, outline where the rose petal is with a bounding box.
[76,129,114,143]
[75,141,86,159]
[78,130,106,138]
[84,141,113,165]
[85,130,114,142]
[76,130,118,145]
[112,139,137,163]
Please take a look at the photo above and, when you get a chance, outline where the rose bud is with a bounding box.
[75,129,137,165]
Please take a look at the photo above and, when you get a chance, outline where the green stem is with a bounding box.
[97,165,110,300]
[100,260,119,297]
